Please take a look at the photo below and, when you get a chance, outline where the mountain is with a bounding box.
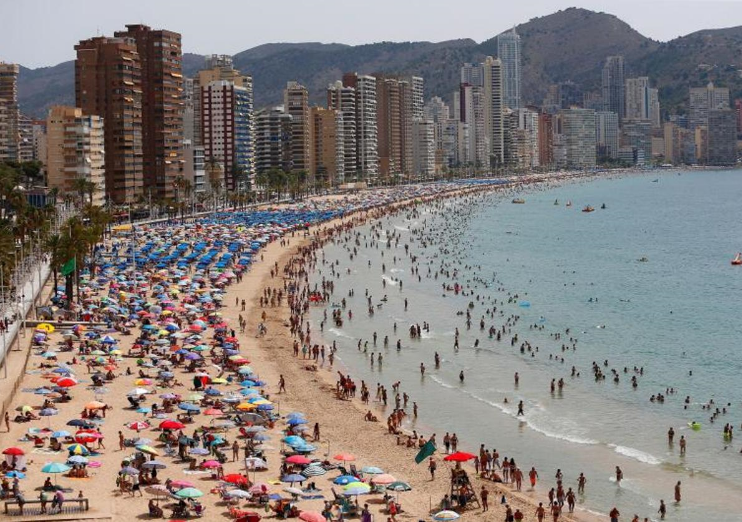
[16,8,742,118]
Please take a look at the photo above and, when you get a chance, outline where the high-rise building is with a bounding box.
[45,106,105,206]
[255,107,293,175]
[602,56,625,120]
[327,81,357,180]
[441,118,469,168]
[201,80,254,191]
[75,35,143,203]
[514,108,539,169]
[182,140,206,194]
[689,82,730,130]
[543,81,583,113]
[624,77,653,121]
[0,63,20,162]
[424,97,450,174]
[621,119,653,166]
[411,119,435,180]
[310,106,344,186]
[194,56,254,187]
[706,109,737,165]
[114,25,183,201]
[376,77,403,179]
[284,81,312,179]
[663,122,694,165]
[497,29,521,110]
[483,56,504,167]
[559,108,596,169]
[595,111,619,160]
[17,114,35,163]
[459,84,487,168]
[343,73,378,181]
[460,63,483,88]
[735,99,742,138]
[538,112,554,168]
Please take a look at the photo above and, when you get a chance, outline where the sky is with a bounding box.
[4,0,742,68]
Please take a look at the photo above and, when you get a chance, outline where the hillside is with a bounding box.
[16,8,742,118]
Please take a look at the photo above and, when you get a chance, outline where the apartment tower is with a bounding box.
[497,29,522,110]
[602,56,625,121]
[284,82,313,180]
[342,73,378,181]
[0,63,20,162]
[327,81,357,181]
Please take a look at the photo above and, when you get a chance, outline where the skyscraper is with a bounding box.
[310,106,344,186]
[343,73,378,181]
[689,82,730,130]
[284,81,312,179]
[201,80,254,191]
[114,25,183,201]
[327,81,357,180]
[0,62,20,162]
[254,107,293,175]
[75,35,143,203]
[595,111,619,160]
[411,119,435,180]
[706,109,736,165]
[194,56,254,188]
[376,76,403,179]
[602,56,625,120]
[45,106,105,206]
[483,56,504,167]
[559,108,597,169]
[497,29,521,110]
[459,84,487,168]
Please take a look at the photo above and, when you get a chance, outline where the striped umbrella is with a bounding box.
[301,465,327,477]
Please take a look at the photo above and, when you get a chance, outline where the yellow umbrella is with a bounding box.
[236,403,257,411]
[251,399,271,406]
[211,378,227,385]
[37,323,55,333]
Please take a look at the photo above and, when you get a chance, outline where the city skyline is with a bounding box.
[4,0,742,68]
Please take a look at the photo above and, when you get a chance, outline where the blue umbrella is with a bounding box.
[42,462,71,474]
[67,455,88,464]
[52,430,70,438]
[5,471,25,479]
[253,434,270,441]
[333,475,359,485]
[178,403,200,412]
[283,436,304,446]
[40,408,59,416]
[281,474,306,484]
[286,412,306,420]
[287,418,307,426]
[257,404,273,411]
[67,419,96,428]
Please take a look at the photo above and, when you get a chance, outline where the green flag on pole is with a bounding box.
[61,258,76,277]
[414,439,436,464]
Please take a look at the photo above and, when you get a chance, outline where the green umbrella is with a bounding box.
[175,487,203,499]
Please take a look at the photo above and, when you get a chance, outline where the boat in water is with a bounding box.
[638,256,649,263]
[512,198,526,204]
[566,201,572,207]
[554,199,559,205]
[582,206,595,213]
[732,253,742,266]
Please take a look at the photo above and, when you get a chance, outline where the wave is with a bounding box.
[608,444,662,465]
[429,374,456,389]
[394,226,409,232]
[327,328,355,340]
[381,276,399,287]
[420,331,436,339]
[389,268,404,274]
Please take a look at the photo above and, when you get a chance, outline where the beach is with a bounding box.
[0,178,592,522]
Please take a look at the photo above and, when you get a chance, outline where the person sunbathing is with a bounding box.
[364,411,377,422]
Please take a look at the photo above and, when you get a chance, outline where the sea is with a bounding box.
[308,169,742,521]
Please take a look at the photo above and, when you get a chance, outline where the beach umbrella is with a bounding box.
[286,412,306,421]
[159,420,185,430]
[132,438,153,446]
[371,474,396,485]
[136,407,151,414]
[74,430,102,443]
[67,444,90,456]
[432,511,460,521]
[5,471,25,479]
[42,462,71,474]
[224,489,251,499]
[284,486,304,497]
[2,447,24,456]
[170,479,195,488]
[136,445,159,455]
[119,466,140,475]
[189,448,210,456]
[178,403,200,413]
[249,483,270,494]
[175,487,203,499]
[342,482,370,496]
[211,420,236,429]
[142,460,167,470]
[301,465,327,478]
[135,378,153,386]
[243,426,266,434]
[386,481,412,492]
[443,452,477,462]
[287,418,307,426]
[52,430,70,438]
[283,436,305,446]
[244,457,268,469]
[67,455,88,464]
[361,466,384,475]
[56,377,78,388]
[333,475,358,485]
[223,473,249,486]
[67,419,95,428]
[145,484,169,497]
[333,453,355,463]
[203,408,223,416]
[128,421,150,431]
[281,474,306,484]
[201,460,221,469]
[299,512,327,522]
[285,455,311,465]
[127,388,149,397]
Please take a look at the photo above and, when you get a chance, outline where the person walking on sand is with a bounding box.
[529,467,539,489]
[278,374,286,393]
[313,422,321,441]
[4,411,9,432]
[232,440,239,461]
[535,502,546,522]
[428,457,437,480]
[480,486,489,511]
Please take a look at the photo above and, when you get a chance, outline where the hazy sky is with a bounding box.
[4,0,742,68]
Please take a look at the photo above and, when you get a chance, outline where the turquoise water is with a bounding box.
[310,170,742,521]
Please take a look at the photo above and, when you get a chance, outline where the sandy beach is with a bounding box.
[0,179,599,522]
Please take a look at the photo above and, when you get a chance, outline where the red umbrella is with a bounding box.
[2,447,24,456]
[128,421,150,431]
[286,455,312,465]
[159,420,185,430]
[299,511,327,522]
[223,473,249,485]
[56,377,78,388]
[333,453,355,463]
[75,430,102,443]
[203,408,223,416]
[443,452,477,462]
